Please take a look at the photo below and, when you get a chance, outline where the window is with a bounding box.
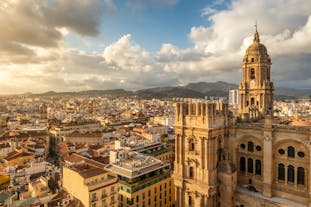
[240,143,246,149]
[240,157,246,172]
[255,160,261,175]
[288,165,295,183]
[298,151,305,158]
[250,68,255,79]
[278,164,285,181]
[251,98,255,106]
[298,167,305,185]
[248,141,254,152]
[248,158,253,173]
[288,146,295,158]
[278,149,285,155]
[189,167,194,178]
[256,146,261,151]
[189,140,195,151]
[188,196,192,206]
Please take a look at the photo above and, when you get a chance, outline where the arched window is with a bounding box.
[189,167,194,178]
[189,140,195,151]
[188,196,192,206]
[255,160,261,175]
[251,98,255,106]
[288,146,295,158]
[240,157,246,172]
[250,68,255,79]
[248,158,253,173]
[278,164,285,181]
[287,165,295,183]
[297,167,305,185]
[247,141,254,152]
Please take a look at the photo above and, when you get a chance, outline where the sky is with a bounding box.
[0,0,310,94]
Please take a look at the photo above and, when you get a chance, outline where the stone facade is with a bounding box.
[173,30,311,207]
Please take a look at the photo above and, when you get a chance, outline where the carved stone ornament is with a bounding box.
[263,135,272,141]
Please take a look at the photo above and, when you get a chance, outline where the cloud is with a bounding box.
[0,0,311,94]
[0,0,113,64]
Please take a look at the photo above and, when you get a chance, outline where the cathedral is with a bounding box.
[172,29,311,207]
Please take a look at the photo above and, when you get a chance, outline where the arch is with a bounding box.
[240,157,246,172]
[288,146,295,158]
[255,160,261,175]
[278,164,285,181]
[297,167,305,185]
[274,139,309,154]
[248,158,253,173]
[287,165,295,183]
[237,136,262,151]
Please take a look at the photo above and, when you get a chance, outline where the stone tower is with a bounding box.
[238,28,274,119]
[172,99,229,207]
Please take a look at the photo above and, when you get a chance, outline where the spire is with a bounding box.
[253,21,260,42]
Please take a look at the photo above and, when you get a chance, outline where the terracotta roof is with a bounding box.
[70,163,107,179]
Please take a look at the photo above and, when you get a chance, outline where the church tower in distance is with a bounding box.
[238,27,274,120]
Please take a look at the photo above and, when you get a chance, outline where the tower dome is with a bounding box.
[243,30,271,63]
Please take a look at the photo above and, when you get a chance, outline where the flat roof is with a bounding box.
[105,151,169,179]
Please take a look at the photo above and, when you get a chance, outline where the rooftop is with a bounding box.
[69,163,107,179]
[105,150,169,179]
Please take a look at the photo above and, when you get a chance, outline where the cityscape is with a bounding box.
[0,0,311,207]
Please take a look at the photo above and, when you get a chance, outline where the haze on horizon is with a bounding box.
[0,0,310,94]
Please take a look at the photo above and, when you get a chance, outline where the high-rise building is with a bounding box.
[229,89,239,108]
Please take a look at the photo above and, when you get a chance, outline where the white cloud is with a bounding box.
[0,0,311,94]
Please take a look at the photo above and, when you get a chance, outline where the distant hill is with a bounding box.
[19,81,310,100]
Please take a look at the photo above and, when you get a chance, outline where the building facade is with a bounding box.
[173,30,311,207]
[63,163,118,207]
[105,149,175,207]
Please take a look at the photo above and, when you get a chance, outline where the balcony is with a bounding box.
[119,172,171,193]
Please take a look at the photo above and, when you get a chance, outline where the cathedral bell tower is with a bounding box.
[238,27,274,119]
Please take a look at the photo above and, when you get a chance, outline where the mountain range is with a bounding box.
[21,81,311,100]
